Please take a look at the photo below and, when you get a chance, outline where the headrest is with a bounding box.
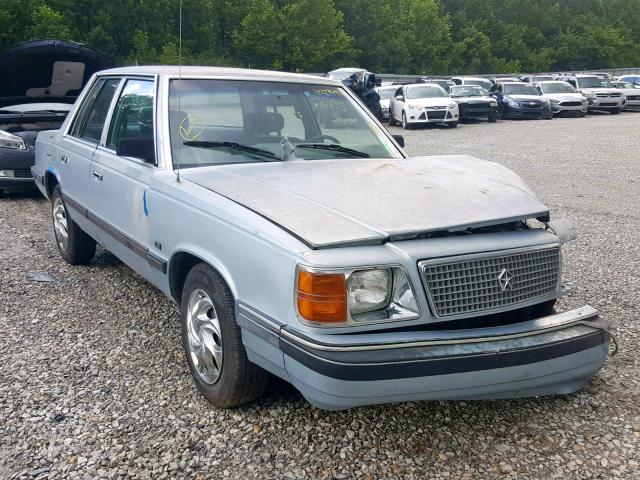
[244,112,284,135]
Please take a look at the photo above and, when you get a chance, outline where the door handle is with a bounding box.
[60,155,68,163]
[92,171,103,181]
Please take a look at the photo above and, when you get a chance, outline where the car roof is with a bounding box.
[538,80,571,84]
[97,66,339,85]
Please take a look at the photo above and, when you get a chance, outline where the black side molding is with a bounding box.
[63,194,167,274]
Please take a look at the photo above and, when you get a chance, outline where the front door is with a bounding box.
[89,77,157,282]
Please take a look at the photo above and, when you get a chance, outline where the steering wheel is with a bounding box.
[306,134,340,144]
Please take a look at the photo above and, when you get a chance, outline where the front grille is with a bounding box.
[628,95,640,101]
[600,102,617,107]
[610,92,621,97]
[521,102,542,109]
[560,101,582,106]
[426,111,446,119]
[13,169,32,179]
[420,247,561,317]
[595,93,608,97]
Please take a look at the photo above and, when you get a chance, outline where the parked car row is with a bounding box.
[371,72,640,129]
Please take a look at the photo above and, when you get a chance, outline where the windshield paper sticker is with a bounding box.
[179,114,203,141]
[305,88,342,97]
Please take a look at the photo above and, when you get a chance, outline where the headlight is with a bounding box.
[448,103,457,109]
[296,266,419,326]
[549,98,560,104]
[489,101,497,107]
[583,91,596,98]
[0,130,27,150]
[506,97,519,107]
[381,104,389,112]
[407,104,423,109]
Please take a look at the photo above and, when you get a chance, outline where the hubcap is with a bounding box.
[186,289,223,384]
[53,197,69,252]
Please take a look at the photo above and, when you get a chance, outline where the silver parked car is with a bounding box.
[535,81,588,116]
[555,74,624,114]
[612,81,640,110]
[375,85,396,121]
[32,66,609,410]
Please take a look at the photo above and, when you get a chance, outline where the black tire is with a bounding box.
[51,185,96,265]
[388,109,396,126]
[180,263,269,408]
[401,111,411,130]
[610,108,621,115]
[447,121,458,128]
[488,110,498,122]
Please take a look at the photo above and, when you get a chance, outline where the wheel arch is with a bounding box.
[44,167,60,199]
[168,250,236,305]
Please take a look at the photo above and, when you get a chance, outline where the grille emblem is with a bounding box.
[497,268,514,291]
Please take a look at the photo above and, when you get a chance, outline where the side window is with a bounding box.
[70,77,120,143]
[568,79,577,88]
[107,79,155,150]
[394,87,403,97]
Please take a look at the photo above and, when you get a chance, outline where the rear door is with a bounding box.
[89,76,158,282]
[58,76,121,235]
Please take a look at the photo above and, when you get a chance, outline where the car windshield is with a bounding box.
[532,76,554,82]
[377,88,396,100]
[503,84,540,95]
[406,85,447,99]
[428,80,452,92]
[578,76,613,88]
[450,86,488,97]
[169,79,401,168]
[463,79,493,90]
[540,82,577,94]
[614,82,636,89]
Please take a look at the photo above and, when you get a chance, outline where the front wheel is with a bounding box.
[488,110,498,122]
[180,263,269,408]
[51,185,96,265]
[401,111,411,130]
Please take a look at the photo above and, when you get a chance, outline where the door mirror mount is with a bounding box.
[116,137,156,164]
[392,134,405,148]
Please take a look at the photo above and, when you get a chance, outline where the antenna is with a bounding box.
[176,0,183,183]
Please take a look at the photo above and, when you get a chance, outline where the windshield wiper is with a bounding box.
[295,143,370,158]
[182,141,277,160]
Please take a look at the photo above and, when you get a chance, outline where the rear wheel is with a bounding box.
[180,263,269,408]
[51,185,96,265]
[388,109,396,126]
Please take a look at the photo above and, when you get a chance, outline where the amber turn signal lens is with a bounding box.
[297,270,347,323]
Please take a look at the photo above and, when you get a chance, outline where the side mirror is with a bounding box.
[392,134,405,148]
[116,137,155,164]
[395,95,404,101]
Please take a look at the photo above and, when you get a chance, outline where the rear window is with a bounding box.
[70,77,120,143]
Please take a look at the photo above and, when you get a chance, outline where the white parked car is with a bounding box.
[375,85,397,121]
[535,81,588,116]
[554,75,624,114]
[612,81,640,110]
[389,84,459,129]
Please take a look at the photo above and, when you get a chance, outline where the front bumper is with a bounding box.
[504,104,553,119]
[550,102,588,114]
[589,97,624,110]
[0,145,36,190]
[271,305,608,410]
[405,107,458,124]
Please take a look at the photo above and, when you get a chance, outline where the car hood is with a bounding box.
[0,39,112,108]
[579,87,619,94]
[182,155,549,250]
[542,93,585,102]
[452,96,495,103]
[509,95,544,102]
[404,97,454,107]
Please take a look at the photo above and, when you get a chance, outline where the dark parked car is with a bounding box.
[326,68,383,120]
[449,85,498,122]
[0,39,111,194]
[490,82,553,120]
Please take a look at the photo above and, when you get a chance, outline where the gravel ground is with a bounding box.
[1,112,639,479]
